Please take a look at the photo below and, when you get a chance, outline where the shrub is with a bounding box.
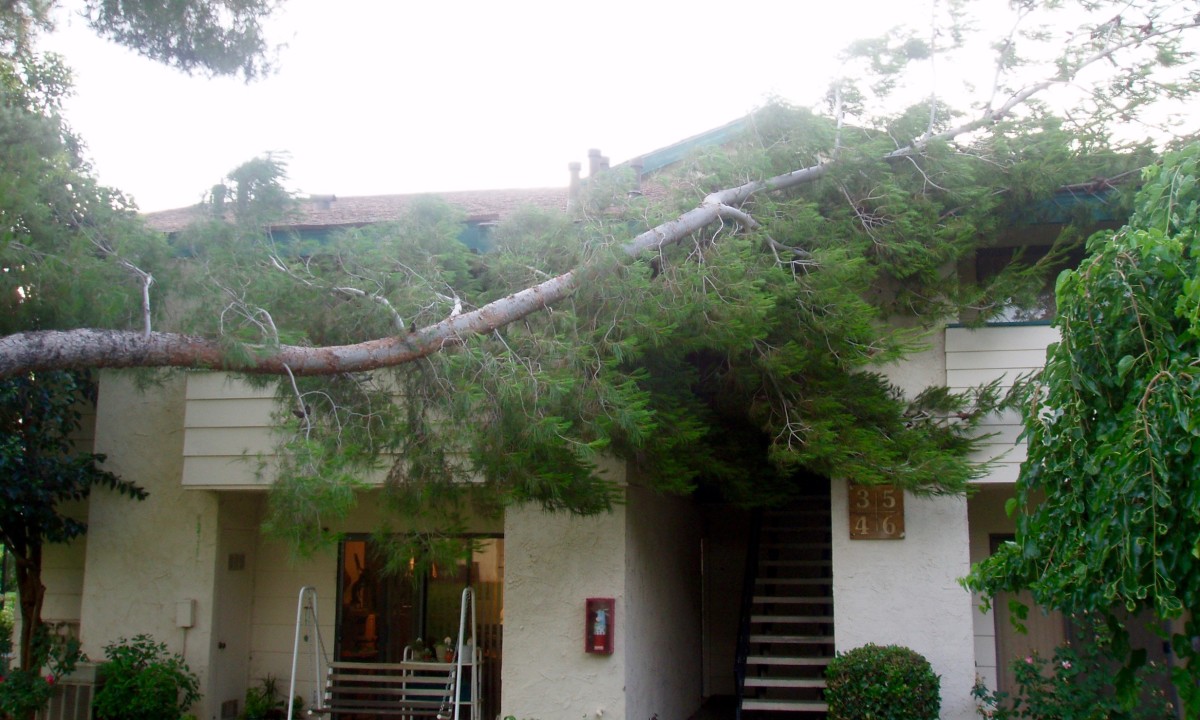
[241,675,303,720]
[0,625,81,720]
[92,635,200,720]
[826,643,941,720]
[971,638,1175,720]
[0,668,55,720]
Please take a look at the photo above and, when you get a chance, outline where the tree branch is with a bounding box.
[1,10,1194,379]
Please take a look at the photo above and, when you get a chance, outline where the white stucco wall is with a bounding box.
[831,479,976,720]
[39,502,88,628]
[84,371,220,719]
[502,504,627,720]
[247,528,335,711]
[624,486,703,720]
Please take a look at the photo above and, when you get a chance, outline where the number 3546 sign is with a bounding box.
[849,484,905,540]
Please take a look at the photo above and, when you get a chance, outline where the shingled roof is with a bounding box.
[142,116,753,235]
[143,186,572,233]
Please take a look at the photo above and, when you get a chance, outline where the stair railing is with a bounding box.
[734,508,764,720]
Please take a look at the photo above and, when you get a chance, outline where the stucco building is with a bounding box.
[27,124,1150,720]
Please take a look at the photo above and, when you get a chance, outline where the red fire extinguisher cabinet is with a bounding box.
[585,598,615,654]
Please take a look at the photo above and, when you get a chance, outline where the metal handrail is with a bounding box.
[734,509,763,720]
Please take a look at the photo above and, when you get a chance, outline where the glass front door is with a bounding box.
[335,536,504,719]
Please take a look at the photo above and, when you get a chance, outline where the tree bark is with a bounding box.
[0,200,759,378]
[13,543,44,673]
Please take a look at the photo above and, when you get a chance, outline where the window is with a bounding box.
[335,535,504,719]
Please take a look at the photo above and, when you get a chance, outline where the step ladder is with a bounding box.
[287,586,480,720]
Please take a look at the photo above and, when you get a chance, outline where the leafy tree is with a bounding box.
[1,0,280,79]
[967,144,1200,715]
[0,371,145,672]
[0,0,277,692]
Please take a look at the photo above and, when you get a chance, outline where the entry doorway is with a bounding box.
[335,535,504,720]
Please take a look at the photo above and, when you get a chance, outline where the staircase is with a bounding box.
[737,491,834,718]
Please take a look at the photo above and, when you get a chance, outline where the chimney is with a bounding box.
[588,148,603,177]
[598,155,610,173]
[629,157,645,197]
[567,161,582,213]
[309,194,336,211]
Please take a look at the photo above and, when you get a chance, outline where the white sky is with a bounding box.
[36,0,929,211]
[37,0,1197,213]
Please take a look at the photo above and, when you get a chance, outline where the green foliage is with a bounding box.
[92,635,200,720]
[240,675,300,720]
[0,371,145,670]
[966,143,1200,713]
[971,625,1174,720]
[0,51,171,338]
[0,669,55,720]
[825,643,941,720]
[0,590,12,660]
[0,625,82,720]
[0,372,143,545]
[244,97,1147,550]
[80,0,279,80]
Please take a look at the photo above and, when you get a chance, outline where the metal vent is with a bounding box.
[221,699,239,719]
[228,552,246,571]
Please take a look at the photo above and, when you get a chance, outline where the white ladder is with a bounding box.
[285,586,480,720]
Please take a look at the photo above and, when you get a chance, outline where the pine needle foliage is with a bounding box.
[221,98,1146,546]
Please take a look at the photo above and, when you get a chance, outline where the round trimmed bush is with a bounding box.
[825,643,940,720]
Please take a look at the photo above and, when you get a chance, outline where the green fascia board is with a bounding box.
[617,116,752,175]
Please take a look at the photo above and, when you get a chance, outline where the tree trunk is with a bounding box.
[13,543,44,673]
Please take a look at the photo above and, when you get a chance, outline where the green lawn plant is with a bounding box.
[825,643,940,720]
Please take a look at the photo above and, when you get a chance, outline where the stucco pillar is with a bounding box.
[831,479,977,720]
[82,371,220,719]
[501,504,627,720]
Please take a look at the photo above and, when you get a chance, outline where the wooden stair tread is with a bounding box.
[751,614,833,623]
[753,596,834,604]
[743,677,827,689]
[749,635,835,644]
[741,699,829,712]
[746,655,832,666]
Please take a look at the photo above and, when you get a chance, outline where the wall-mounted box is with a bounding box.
[585,598,614,655]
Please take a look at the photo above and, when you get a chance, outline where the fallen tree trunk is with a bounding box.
[2,11,1194,379]
[0,198,762,377]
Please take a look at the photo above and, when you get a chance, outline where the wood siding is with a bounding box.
[946,324,1058,485]
[182,374,279,488]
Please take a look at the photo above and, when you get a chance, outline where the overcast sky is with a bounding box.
[37,0,1190,213]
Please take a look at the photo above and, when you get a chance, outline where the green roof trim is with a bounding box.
[623,116,751,175]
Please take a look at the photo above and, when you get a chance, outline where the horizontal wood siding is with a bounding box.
[946,325,1058,485]
[182,374,281,488]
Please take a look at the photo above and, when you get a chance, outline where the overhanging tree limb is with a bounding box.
[1,5,1196,378]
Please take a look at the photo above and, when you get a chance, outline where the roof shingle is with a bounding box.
[143,187,571,233]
